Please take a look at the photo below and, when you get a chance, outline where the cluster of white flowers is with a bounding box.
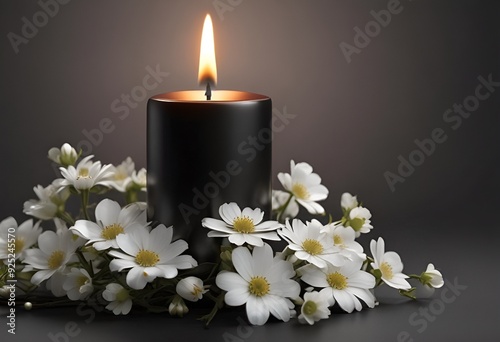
[202,161,444,325]
[0,143,445,327]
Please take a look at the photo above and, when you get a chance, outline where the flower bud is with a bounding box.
[176,276,207,302]
[168,295,189,317]
[420,263,444,289]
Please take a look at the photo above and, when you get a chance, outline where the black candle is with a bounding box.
[146,15,272,263]
[147,91,272,263]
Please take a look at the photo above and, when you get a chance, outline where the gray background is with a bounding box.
[1,0,499,341]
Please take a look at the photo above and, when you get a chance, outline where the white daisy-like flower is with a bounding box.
[58,155,113,191]
[341,192,358,211]
[176,276,208,302]
[70,199,147,251]
[131,168,147,191]
[298,291,331,325]
[108,224,197,290]
[277,160,329,215]
[23,184,70,220]
[202,202,282,247]
[278,219,344,268]
[370,237,411,290]
[108,157,135,192]
[301,258,376,313]
[272,190,299,220]
[420,263,444,289]
[102,283,133,315]
[23,230,79,285]
[321,224,365,262]
[216,243,301,326]
[62,268,94,300]
[0,217,42,262]
[48,143,78,166]
[345,207,373,237]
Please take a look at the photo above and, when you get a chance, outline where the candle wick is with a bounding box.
[205,83,212,100]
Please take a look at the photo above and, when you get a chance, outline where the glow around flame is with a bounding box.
[198,14,217,86]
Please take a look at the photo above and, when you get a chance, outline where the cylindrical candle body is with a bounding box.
[147,91,272,263]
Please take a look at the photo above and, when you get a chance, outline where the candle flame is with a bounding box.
[198,14,217,86]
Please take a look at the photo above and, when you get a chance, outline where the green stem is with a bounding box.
[277,193,293,223]
[57,211,75,226]
[125,190,138,204]
[81,190,90,220]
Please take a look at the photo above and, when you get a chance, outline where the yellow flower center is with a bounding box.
[380,262,394,280]
[135,249,160,267]
[292,183,310,200]
[348,217,365,232]
[116,288,129,302]
[302,239,324,255]
[78,167,91,179]
[47,250,65,270]
[248,276,270,297]
[302,300,318,316]
[333,234,344,247]
[327,272,348,290]
[76,275,89,288]
[114,172,128,181]
[14,238,25,254]
[233,216,255,233]
[101,223,125,240]
[191,285,204,298]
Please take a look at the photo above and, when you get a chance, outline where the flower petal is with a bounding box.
[246,296,270,326]
[95,199,121,227]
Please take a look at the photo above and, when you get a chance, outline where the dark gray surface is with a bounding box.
[1,0,499,341]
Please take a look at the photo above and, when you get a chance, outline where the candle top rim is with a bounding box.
[151,90,269,102]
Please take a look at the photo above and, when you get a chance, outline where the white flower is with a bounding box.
[176,276,208,302]
[108,157,135,192]
[421,263,444,289]
[46,270,69,297]
[202,202,282,247]
[370,237,411,290]
[109,225,197,290]
[48,143,78,166]
[272,190,299,220]
[345,207,373,237]
[301,258,376,313]
[0,217,42,262]
[278,219,344,268]
[70,199,147,251]
[341,192,359,211]
[62,268,93,300]
[131,168,147,191]
[23,184,70,220]
[169,295,189,317]
[216,243,301,326]
[23,230,79,285]
[298,291,331,325]
[102,283,132,315]
[321,224,365,262]
[58,155,113,191]
[277,160,329,215]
